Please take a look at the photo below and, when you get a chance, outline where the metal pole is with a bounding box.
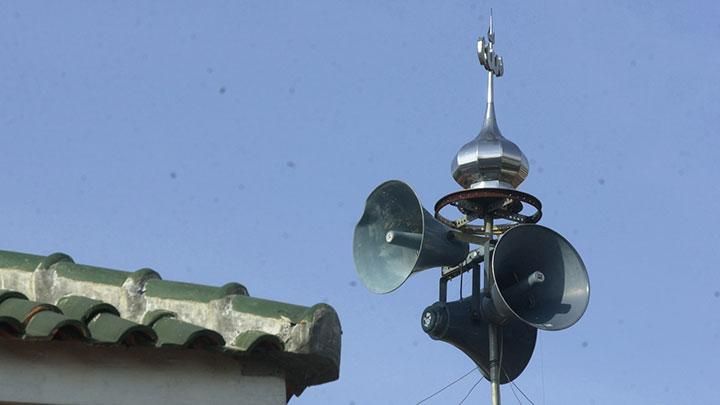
[484,216,501,405]
[488,324,501,405]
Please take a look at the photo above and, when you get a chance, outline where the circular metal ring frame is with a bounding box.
[434,188,542,234]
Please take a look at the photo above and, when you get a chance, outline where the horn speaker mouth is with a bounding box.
[491,224,590,331]
[353,180,469,293]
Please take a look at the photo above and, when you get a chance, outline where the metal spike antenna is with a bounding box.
[488,9,495,40]
[484,10,498,114]
[477,10,503,140]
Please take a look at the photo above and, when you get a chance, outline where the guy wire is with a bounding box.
[508,378,522,405]
[503,367,536,405]
[415,366,480,404]
[458,378,482,404]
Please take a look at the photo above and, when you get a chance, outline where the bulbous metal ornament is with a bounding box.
[451,104,529,190]
[451,16,529,190]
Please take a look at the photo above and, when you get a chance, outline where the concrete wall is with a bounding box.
[0,340,286,405]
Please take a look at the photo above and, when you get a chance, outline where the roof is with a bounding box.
[0,250,341,400]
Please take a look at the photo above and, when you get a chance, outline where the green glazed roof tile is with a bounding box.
[54,262,132,286]
[0,289,28,304]
[233,330,285,353]
[38,252,74,270]
[128,267,162,284]
[0,297,58,324]
[88,313,157,346]
[149,315,225,348]
[56,295,157,345]
[232,295,310,323]
[24,310,89,340]
[220,282,249,296]
[56,295,120,323]
[142,309,176,326]
[0,250,45,272]
[145,279,244,302]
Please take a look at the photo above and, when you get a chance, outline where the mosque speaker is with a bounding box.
[488,224,590,331]
[422,299,537,383]
[353,180,469,294]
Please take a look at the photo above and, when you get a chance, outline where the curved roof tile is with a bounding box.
[233,330,285,353]
[0,249,341,396]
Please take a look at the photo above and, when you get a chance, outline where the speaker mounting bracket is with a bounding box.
[441,246,487,280]
[434,188,542,234]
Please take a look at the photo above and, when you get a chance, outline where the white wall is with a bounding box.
[0,340,286,405]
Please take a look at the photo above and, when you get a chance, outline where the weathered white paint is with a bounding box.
[0,340,286,405]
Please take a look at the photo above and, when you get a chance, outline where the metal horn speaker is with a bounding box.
[490,224,590,331]
[422,299,537,383]
[353,180,469,294]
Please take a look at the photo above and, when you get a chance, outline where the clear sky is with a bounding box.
[1,1,719,404]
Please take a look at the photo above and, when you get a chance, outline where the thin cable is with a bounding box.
[513,380,535,405]
[458,378,482,405]
[508,378,523,405]
[415,366,480,404]
[503,367,536,405]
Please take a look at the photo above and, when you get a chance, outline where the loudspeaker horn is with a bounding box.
[490,224,590,331]
[353,180,469,294]
[422,299,537,383]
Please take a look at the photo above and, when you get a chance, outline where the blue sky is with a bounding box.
[1,1,719,404]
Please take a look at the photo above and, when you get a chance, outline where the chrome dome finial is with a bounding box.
[451,12,529,190]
